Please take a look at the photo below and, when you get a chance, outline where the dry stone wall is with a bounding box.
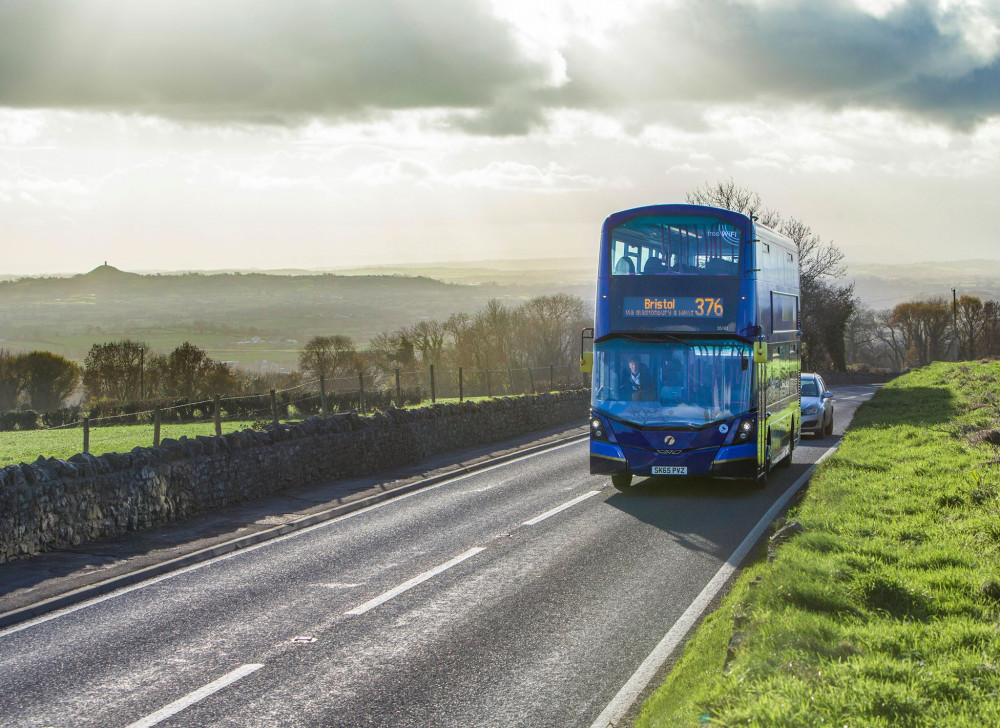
[0,391,589,562]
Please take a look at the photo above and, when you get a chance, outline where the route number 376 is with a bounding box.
[694,297,724,316]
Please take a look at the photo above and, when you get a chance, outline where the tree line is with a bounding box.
[0,293,591,422]
[298,293,591,390]
[0,341,247,415]
[846,295,1000,370]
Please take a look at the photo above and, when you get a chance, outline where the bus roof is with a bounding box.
[601,204,752,233]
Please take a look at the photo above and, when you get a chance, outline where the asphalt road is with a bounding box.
[0,385,876,728]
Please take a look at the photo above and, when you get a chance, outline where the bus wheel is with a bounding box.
[777,439,793,468]
[611,472,633,491]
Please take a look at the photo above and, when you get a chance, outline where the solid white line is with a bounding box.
[124,663,264,728]
[0,438,585,639]
[345,547,486,616]
[588,445,840,728]
[522,490,603,526]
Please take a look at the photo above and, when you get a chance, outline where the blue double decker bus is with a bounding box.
[586,204,801,489]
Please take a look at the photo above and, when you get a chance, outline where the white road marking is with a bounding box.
[124,663,264,728]
[345,547,486,616]
[522,490,603,526]
[0,438,585,639]
[589,445,840,728]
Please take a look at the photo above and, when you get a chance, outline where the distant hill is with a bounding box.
[0,263,595,369]
[5,256,997,369]
[848,259,1000,310]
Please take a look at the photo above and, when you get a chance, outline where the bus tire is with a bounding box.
[612,472,633,491]
[777,439,793,468]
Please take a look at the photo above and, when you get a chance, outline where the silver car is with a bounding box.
[801,373,834,437]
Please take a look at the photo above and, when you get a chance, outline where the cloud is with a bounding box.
[1,0,998,135]
[556,0,1000,130]
[0,0,552,123]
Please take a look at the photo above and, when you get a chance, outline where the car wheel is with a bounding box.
[824,415,834,436]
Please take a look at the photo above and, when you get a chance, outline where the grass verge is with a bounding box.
[637,361,1000,728]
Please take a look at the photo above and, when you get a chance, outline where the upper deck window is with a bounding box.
[610,214,742,277]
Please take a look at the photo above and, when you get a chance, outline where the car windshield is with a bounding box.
[801,379,819,397]
[591,338,752,427]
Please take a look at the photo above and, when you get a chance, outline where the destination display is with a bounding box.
[623,296,725,318]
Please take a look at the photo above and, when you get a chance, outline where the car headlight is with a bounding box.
[803,404,820,415]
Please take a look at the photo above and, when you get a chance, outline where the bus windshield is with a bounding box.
[591,338,752,428]
[610,214,742,277]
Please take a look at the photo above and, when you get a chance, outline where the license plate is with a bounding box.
[652,466,687,475]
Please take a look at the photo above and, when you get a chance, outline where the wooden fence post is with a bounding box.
[270,389,279,426]
[459,367,463,403]
[486,369,491,397]
[154,408,161,447]
[550,364,554,391]
[359,371,365,414]
[395,368,402,407]
[83,417,90,454]
[214,394,222,436]
[508,368,515,395]
[320,375,328,417]
[430,365,436,403]
[528,367,535,394]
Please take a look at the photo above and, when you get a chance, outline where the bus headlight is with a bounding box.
[735,417,755,443]
[590,413,616,442]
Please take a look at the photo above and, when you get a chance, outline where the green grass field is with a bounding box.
[0,394,509,467]
[0,421,260,466]
[637,361,1000,727]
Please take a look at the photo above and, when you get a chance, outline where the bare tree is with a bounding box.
[686,178,782,227]
[518,294,589,369]
[83,339,147,403]
[687,178,845,285]
[890,299,953,366]
[687,179,854,370]
[956,295,987,359]
[408,320,447,367]
[298,335,359,382]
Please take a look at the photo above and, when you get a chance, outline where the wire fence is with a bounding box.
[13,363,587,458]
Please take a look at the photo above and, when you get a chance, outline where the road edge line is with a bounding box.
[588,445,839,728]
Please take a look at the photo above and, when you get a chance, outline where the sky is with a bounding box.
[1,0,998,275]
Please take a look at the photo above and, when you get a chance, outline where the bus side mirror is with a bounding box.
[580,327,594,373]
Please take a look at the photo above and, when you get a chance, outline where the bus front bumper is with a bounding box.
[590,441,756,478]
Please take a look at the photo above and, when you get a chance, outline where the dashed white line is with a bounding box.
[345,547,486,616]
[522,490,603,526]
[125,663,264,728]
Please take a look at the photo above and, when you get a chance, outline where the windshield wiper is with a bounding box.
[620,333,694,348]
